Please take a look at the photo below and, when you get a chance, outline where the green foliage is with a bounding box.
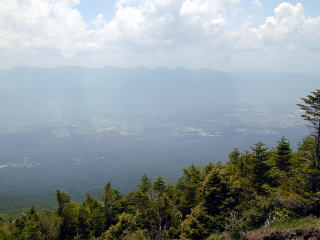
[180,165,237,240]
[138,174,152,193]
[78,195,105,238]
[14,206,41,240]
[10,207,61,240]
[122,229,148,240]
[56,190,71,217]
[180,203,214,240]
[101,182,124,230]
[176,164,202,217]
[152,177,167,194]
[264,207,294,226]
[56,190,79,240]
[0,223,15,240]
[275,137,292,172]
[223,212,245,240]
[98,213,137,240]
[37,211,61,240]
[297,89,320,128]
[201,165,232,216]
[297,89,320,169]
[250,142,271,192]
[228,148,241,166]
[239,193,275,229]
[206,232,228,240]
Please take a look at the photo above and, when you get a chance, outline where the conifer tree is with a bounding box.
[201,166,228,216]
[275,137,292,172]
[228,149,251,178]
[153,177,167,194]
[250,142,270,192]
[56,190,71,217]
[101,182,122,228]
[180,204,213,240]
[229,148,241,165]
[14,207,41,240]
[181,165,233,240]
[56,190,78,240]
[138,174,152,193]
[98,213,137,240]
[78,195,105,238]
[297,89,320,169]
[296,136,320,192]
[177,164,202,217]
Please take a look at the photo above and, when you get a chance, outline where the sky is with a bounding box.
[0,0,319,73]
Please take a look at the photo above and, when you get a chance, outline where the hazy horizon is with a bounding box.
[3,65,320,76]
[0,66,317,195]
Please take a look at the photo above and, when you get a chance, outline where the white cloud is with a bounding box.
[180,0,239,16]
[96,0,240,53]
[0,1,319,72]
[253,3,313,49]
[229,1,320,66]
[0,0,93,56]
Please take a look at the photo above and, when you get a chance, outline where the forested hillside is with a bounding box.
[0,90,319,240]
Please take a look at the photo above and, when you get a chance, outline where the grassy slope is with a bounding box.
[261,216,320,231]
[207,217,320,240]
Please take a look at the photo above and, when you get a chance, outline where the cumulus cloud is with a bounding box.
[95,0,240,52]
[250,3,320,51]
[0,0,240,54]
[0,0,319,71]
[0,0,94,56]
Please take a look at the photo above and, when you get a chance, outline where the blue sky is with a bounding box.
[0,0,319,73]
[76,0,320,23]
[75,0,117,22]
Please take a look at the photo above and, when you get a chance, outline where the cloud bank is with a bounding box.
[0,0,319,72]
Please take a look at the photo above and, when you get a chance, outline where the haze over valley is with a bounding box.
[0,66,317,197]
